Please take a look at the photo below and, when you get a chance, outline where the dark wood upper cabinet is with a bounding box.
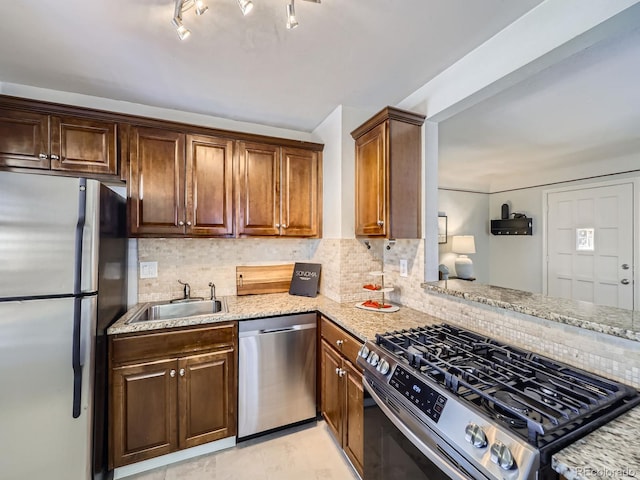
[186,134,234,236]
[50,116,118,175]
[281,147,320,237]
[128,126,186,236]
[0,109,50,169]
[352,106,425,239]
[0,108,118,175]
[237,141,281,236]
[238,142,321,237]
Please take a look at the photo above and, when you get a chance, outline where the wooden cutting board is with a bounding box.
[236,264,295,295]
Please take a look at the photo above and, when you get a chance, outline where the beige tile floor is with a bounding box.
[127,420,360,480]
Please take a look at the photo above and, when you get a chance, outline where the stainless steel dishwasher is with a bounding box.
[238,313,317,438]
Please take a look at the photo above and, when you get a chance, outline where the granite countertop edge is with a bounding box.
[107,292,640,480]
[421,281,640,343]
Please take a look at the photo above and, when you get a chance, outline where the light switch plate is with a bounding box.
[139,261,158,279]
[400,259,408,277]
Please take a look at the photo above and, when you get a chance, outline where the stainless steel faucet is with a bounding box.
[178,280,191,299]
[208,282,216,301]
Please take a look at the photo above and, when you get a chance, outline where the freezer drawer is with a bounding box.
[238,313,317,438]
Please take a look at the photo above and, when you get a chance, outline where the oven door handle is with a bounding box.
[364,380,480,480]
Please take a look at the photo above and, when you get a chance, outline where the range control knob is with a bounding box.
[358,345,370,358]
[490,441,516,470]
[376,359,390,375]
[464,423,487,448]
[367,352,380,367]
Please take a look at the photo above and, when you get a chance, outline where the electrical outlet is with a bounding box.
[400,259,408,277]
[139,261,158,279]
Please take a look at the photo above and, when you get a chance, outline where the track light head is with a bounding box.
[238,0,254,16]
[194,0,209,15]
[172,17,191,40]
[286,0,298,29]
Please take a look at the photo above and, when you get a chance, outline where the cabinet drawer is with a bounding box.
[111,322,236,366]
[320,317,363,367]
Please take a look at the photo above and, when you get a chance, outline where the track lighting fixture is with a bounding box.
[237,0,254,16]
[171,0,320,39]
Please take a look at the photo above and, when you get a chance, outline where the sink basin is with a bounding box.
[127,298,228,324]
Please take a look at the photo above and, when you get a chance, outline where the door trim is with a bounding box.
[542,177,639,310]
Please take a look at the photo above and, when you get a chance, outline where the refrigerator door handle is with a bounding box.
[72,179,88,419]
[72,296,83,418]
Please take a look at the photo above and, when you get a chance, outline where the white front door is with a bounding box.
[546,182,634,309]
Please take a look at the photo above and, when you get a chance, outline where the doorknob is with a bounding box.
[621,279,630,285]
[621,264,630,270]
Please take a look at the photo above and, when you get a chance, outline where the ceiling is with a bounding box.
[439,24,640,193]
[0,0,542,132]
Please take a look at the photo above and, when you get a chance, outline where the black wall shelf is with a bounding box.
[491,218,532,236]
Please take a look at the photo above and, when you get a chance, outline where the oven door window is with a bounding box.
[365,402,454,480]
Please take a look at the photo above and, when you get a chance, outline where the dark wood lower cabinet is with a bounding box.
[319,319,364,477]
[112,359,177,466]
[109,323,237,469]
[179,349,235,449]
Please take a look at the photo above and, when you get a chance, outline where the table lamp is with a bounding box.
[451,235,476,280]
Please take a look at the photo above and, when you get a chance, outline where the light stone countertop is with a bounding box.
[107,291,640,479]
[422,280,640,342]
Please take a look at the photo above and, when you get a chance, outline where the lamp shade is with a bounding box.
[451,235,476,254]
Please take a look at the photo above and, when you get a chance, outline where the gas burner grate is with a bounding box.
[375,323,639,446]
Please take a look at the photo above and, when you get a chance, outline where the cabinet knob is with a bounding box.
[338,368,346,378]
[50,154,60,161]
[621,279,630,285]
[38,153,48,160]
[622,264,630,270]
[275,224,280,228]
[186,221,192,226]
[377,220,384,227]
[336,339,344,347]
[178,221,185,226]
[170,369,176,378]
[179,368,185,377]
[281,224,287,229]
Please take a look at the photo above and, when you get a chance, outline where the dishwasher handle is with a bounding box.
[239,322,316,338]
[260,326,296,334]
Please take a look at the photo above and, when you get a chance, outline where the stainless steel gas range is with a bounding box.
[357,323,639,480]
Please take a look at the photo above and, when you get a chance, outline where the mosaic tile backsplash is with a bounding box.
[135,236,639,388]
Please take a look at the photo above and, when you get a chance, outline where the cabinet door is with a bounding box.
[129,126,185,235]
[178,348,236,449]
[185,134,234,236]
[237,141,280,236]
[50,116,118,175]
[0,109,49,169]
[355,122,387,236]
[343,360,364,477]
[111,359,178,468]
[320,340,343,442]
[281,147,319,237]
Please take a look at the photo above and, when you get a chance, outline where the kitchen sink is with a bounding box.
[127,298,228,324]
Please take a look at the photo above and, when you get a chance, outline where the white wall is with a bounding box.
[1,83,319,143]
[312,105,343,238]
[488,190,543,292]
[438,189,490,283]
[489,171,640,294]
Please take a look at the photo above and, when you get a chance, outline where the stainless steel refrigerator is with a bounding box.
[0,171,128,480]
